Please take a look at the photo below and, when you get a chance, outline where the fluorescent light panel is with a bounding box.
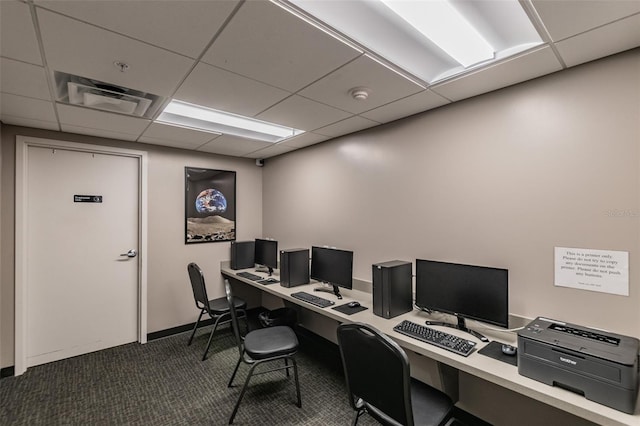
[158,100,304,143]
[380,0,494,68]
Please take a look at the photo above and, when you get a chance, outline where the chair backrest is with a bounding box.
[187,262,210,309]
[337,322,413,426]
[224,279,245,357]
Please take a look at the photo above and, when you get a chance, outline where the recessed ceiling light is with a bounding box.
[379,0,494,68]
[282,0,543,84]
[157,100,305,143]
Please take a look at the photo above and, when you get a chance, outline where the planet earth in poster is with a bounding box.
[195,188,227,214]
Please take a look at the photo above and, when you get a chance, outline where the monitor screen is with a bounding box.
[254,239,278,270]
[310,246,353,290]
[415,259,508,328]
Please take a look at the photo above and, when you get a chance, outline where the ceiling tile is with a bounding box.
[57,103,150,136]
[37,9,194,97]
[138,122,219,150]
[1,93,56,122]
[532,0,640,42]
[555,15,640,68]
[0,115,59,131]
[246,142,300,159]
[197,134,273,157]
[431,47,563,102]
[257,95,352,131]
[174,62,290,117]
[361,90,451,123]
[201,0,361,92]
[314,116,379,138]
[1,57,51,100]
[0,1,43,65]
[33,0,239,58]
[299,55,424,114]
[60,124,139,142]
[0,0,636,159]
[280,132,329,148]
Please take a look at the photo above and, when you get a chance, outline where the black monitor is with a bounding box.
[310,246,353,299]
[415,259,508,342]
[254,238,278,275]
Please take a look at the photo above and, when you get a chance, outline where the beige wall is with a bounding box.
[1,49,638,373]
[263,49,640,339]
[0,125,263,368]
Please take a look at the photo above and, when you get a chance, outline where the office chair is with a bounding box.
[187,263,248,361]
[337,323,454,426]
[224,279,301,424]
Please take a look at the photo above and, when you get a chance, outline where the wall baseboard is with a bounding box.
[146,307,265,341]
[1,366,15,379]
[1,308,312,379]
[147,319,216,341]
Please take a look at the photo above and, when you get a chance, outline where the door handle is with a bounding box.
[120,249,137,258]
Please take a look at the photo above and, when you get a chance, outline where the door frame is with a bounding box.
[14,135,148,376]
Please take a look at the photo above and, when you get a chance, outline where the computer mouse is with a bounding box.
[501,344,517,356]
[347,301,361,308]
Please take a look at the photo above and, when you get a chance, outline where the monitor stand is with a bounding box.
[314,284,343,299]
[255,265,274,276]
[426,316,489,342]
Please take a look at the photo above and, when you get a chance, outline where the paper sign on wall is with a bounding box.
[554,247,629,296]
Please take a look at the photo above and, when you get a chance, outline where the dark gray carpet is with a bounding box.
[0,324,486,425]
[0,326,379,425]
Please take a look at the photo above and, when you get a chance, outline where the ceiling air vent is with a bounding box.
[54,71,163,118]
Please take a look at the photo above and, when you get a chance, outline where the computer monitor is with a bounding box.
[254,238,278,275]
[310,246,353,299]
[415,259,508,341]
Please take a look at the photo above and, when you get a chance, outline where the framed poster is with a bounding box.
[185,167,236,244]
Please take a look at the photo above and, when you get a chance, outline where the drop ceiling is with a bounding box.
[1,0,639,159]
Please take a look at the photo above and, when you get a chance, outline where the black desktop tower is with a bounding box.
[230,240,255,270]
[280,248,310,288]
[372,260,413,319]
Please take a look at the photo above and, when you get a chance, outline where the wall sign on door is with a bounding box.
[74,195,102,203]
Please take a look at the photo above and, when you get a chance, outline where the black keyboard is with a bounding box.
[393,320,476,357]
[237,271,263,281]
[257,278,279,285]
[291,291,335,308]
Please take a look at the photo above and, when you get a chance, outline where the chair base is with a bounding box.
[227,354,301,424]
[187,308,248,361]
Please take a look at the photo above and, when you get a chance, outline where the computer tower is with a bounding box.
[230,240,255,270]
[280,248,310,288]
[372,260,412,319]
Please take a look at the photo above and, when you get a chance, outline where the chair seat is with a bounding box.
[410,378,453,426]
[243,326,298,360]
[208,296,246,314]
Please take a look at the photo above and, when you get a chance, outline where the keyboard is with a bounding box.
[237,271,264,281]
[393,320,476,357]
[291,291,335,308]
[257,278,279,285]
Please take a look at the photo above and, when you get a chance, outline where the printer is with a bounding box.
[517,317,639,414]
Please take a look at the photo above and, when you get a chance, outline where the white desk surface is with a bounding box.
[222,266,639,426]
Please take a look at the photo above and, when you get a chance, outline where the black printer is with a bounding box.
[517,317,639,414]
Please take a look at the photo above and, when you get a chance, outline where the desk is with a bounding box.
[222,265,639,426]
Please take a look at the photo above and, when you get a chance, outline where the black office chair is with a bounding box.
[337,322,454,426]
[224,278,301,424]
[187,263,248,361]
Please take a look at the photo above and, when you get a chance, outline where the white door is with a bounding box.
[24,145,139,367]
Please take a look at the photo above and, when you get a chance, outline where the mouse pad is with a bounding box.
[332,303,368,315]
[478,341,518,366]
